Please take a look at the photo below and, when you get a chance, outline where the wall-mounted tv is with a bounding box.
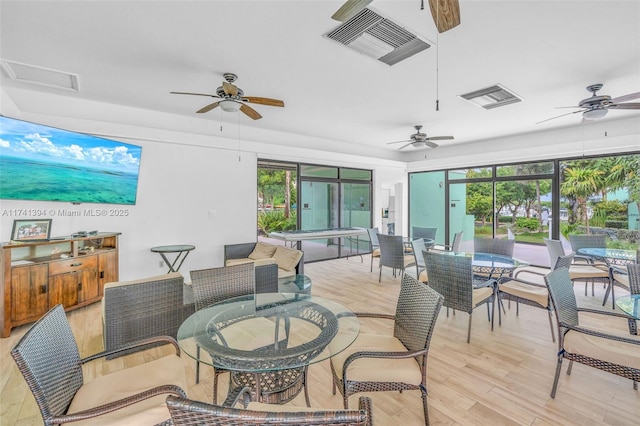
[0,115,142,205]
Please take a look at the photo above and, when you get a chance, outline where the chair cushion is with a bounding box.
[278,267,296,278]
[418,270,428,283]
[499,280,549,307]
[67,354,187,426]
[372,248,380,257]
[472,286,493,307]
[612,271,629,289]
[273,246,303,272]
[564,329,640,370]
[329,333,422,385]
[403,254,415,267]
[248,242,278,260]
[569,264,609,279]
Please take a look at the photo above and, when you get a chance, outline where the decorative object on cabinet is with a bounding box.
[0,232,120,337]
[10,219,52,242]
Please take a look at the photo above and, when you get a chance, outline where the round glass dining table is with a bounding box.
[178,293,359,372]
[177,292,360,404]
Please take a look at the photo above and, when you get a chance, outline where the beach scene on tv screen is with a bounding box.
[0,116,142,205]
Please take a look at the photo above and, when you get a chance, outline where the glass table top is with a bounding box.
[577,248,637,262]
[177,292,359,372]
[616,294,640,320]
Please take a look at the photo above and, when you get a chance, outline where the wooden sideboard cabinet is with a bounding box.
[1,232,120,337]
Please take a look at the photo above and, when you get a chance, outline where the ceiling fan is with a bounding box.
[387,125,453,150]
[538,84,640,124]
[170,73,284,120]
[331,0,460,33]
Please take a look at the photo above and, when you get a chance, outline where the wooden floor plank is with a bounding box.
[1,255,638,425]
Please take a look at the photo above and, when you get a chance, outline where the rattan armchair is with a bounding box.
[11,304,187,426]
[497,255,574,342]
[366,227,381,272]
[423,251,495,343]
[411,238,434,282]
[412,226,437,241]
[431,231,463,253]
[377,233,415,282]
[166,389,373,425]
[473,237,515,257]
[545,238,611,300]
[329,274,443,425]
[544,268,640,397]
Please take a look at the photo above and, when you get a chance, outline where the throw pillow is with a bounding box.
[248,242,277,260]
[273,246,303,272]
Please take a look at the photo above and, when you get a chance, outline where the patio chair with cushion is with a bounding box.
[497,254,574,342]
[473,237,515,257]
[366,227,381,272]
[545,238,610,299]
[166,387,373,425]
[544,268,640,397]
[11,304,187,426]
[412,226,437,241]
[411,237,434,282]
[377,233,415,282]
[423,251,495,343]
[329,274,443,425]
[431,231,463,253]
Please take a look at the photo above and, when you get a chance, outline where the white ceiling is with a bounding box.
[1,0,639,161]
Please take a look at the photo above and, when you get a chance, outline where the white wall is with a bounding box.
[1,95,407,280]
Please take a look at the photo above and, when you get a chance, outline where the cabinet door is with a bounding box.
[49,273,79,309]
[77,267,99,303]
[98,251,119,295]
[11,264,49,322]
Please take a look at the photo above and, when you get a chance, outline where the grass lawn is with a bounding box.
[514,231,547,244]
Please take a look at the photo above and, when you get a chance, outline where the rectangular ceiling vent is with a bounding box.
[0,59,80,91]
[325,8,430,66]
[459,84,522,110]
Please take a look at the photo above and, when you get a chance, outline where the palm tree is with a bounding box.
[561,167,604,234]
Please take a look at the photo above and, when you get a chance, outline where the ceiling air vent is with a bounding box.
[0,59,79,91]
[459,84,522,110]
[325,8,431,66]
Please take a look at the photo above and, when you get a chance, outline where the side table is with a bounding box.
[151,244,195,273]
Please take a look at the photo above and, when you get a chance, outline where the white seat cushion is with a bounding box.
[472,286,494,307]
[372,248,380,257]
[499,279,549,307]
[329,333,422,385]
[569,264,609,279]
[67,354,187,426]
[564,329,640,370]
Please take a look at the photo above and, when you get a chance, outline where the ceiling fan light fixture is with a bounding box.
[219,100,242,112]
[583,108,608,120]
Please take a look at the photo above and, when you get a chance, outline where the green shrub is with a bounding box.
[258,210,297,234]
[515,217,539,232]
[605,220,627,229]
[498,216,513,223]
[475,226,493,235]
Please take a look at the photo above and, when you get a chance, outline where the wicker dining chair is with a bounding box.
[411,237,434,282]
[377,233,415,282]
[606,250,639,306]
[473,237,515,257]
[329,274,443,426]
[423,251,495,343]
[366,227,381,272]
[496,254,574,342]
[431,231,463,253]
[545,238,611,301]
[544,268,640,397]
[166,389,373,425]
[11,304,188,426]
[412,226,437,241]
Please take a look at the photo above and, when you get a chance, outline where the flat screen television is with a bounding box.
[0,115,142,205]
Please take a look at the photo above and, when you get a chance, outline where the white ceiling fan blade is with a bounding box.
[426,136,454,141]
[607,102,640,110]
[331,0,372,21]
[387,139,412,145]
[424,141,439,148]
[398,142,415,150]
[610,92,640,103]
[536,109,584,124]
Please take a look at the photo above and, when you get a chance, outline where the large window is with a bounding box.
[258,160,373,262]
[409,153,639,266]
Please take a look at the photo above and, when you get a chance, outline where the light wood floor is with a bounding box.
[1,256,638,425]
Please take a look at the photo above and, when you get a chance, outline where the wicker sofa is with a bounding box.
[224,242,304,277]
[103,272,193,357]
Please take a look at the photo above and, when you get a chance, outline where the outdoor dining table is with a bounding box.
[576,248,637,266]
[177,292,359,405]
